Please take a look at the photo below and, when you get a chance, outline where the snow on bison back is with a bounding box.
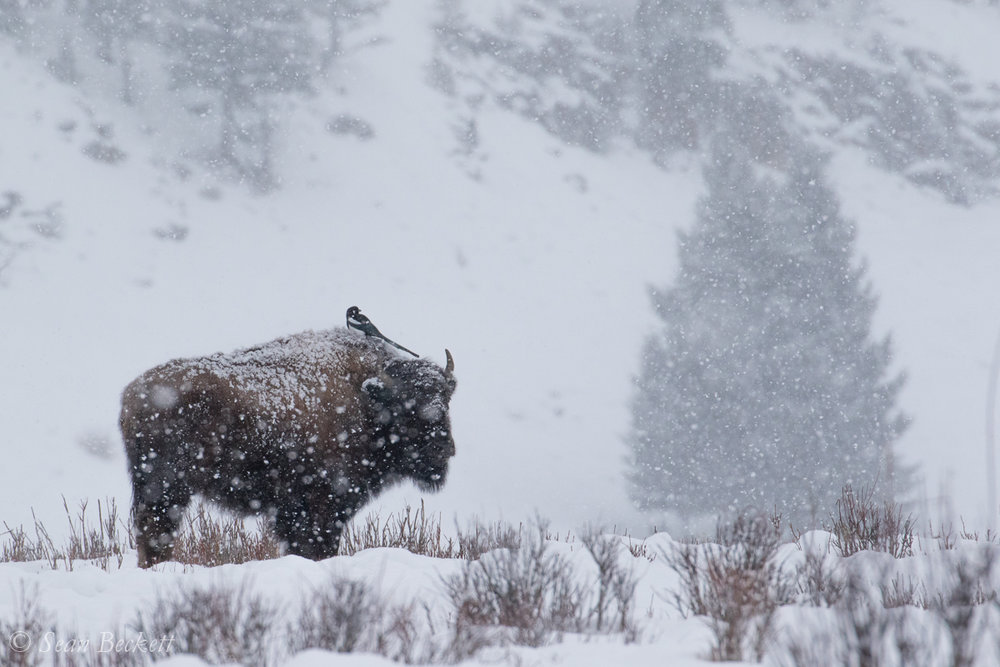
[119,328,456,568]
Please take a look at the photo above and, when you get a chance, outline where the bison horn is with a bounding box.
[445,349,454,375]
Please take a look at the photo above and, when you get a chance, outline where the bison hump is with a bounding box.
[172,329,393,411]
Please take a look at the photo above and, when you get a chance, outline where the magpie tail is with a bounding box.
[383,336,420,358]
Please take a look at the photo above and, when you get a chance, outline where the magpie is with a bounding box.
[346,306,419,357]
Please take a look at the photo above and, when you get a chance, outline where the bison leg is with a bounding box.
[273,501,350,561]
[128,451,192,568]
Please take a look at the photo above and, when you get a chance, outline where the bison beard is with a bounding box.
[119,328,456,568]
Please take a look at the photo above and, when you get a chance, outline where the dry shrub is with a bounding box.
[2,498,130,571]
[830,485,914,558]
[666,537,709,618]
[0,583,146,667]
[840,568,895,667]
[925,519,1000,553]
[776,549,1000,666]
[580,526,639,639]
[1,520,53,565]
[50,653,144,667]
[135,580,279,667]
[774,566,900,667]
[289,576,426,663]
[929,520,960,551]
[0,583,50,667]
[3,499,529,569]
[958,519,998,544]
[444,521,588,659]
[341,503,525,561]
[927,547,998,667]
[880,573,923,609]
[625,534,656,562]
[455,519,523,561]
[135,577,432,665]
[63,498,129,570]
[170,502,280,567]
[665,511,787,662]
[339,500,456,558]
[794,546,844,607]
[293,578,376,653]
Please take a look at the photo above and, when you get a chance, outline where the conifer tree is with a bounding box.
[628,136,908,527]
[82,0,149,104]
[0,0,26,39]
[632,0,728,154]
[161,0,314,188]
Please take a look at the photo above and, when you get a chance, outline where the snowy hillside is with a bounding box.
[0,0,699,536]
[0,3,695,536]
[2,0,1000,555]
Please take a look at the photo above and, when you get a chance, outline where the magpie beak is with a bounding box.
[346,306,420,357]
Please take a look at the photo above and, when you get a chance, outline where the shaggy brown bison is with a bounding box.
[119,328,456,567]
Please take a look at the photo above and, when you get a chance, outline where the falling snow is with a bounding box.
[3,0,1000,664]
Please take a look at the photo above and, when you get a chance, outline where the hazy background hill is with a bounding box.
[3,0,1000,536]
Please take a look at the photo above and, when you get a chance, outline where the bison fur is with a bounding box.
[119,328,457,567]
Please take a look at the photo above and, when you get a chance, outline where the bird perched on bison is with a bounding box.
[119,328,456,568]
[346,306,419,357]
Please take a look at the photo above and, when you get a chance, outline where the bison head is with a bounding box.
[363,350,457,491]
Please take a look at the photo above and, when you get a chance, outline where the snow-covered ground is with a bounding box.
[0,531,705,667]
[3,521,999,666]
[3,0,1000,541]
[4,0,1000,662]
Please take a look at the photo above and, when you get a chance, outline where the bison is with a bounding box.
[119,328,456,567]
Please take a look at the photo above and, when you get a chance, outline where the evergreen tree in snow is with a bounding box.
[47,0,82,85]
[160,0,314,189]
[306,0,379,72]
[0,0,26,40]
[82,0,151,104]
[628,136,909,527]
[632,0,728,155]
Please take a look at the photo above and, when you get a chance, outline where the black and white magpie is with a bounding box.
[346,306,420,357]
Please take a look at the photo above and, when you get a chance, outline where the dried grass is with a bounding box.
[1,498,129,571]
[830,484,914,558]
[170,502,280,567]
[664,511,787,662]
